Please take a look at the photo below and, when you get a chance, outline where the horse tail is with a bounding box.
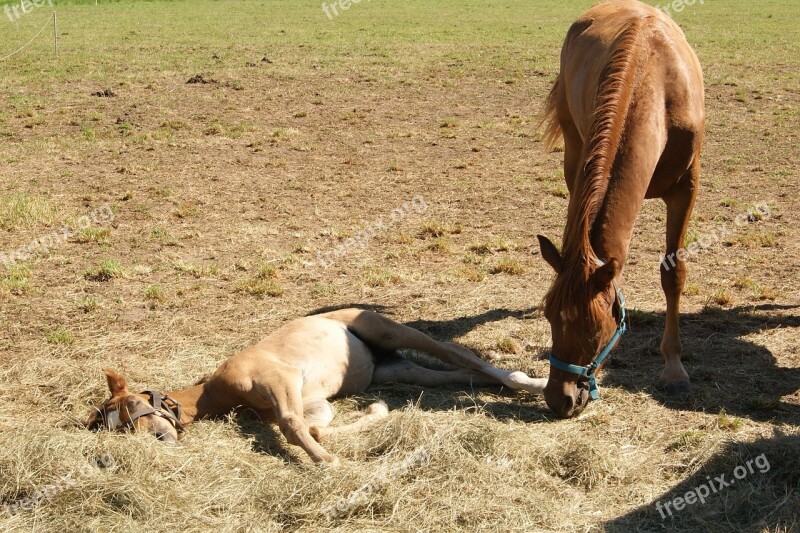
[539,75,563,150]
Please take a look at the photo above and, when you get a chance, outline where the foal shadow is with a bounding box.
[233,409,302,463]
[362,382,551,424]
[603,432,800,532]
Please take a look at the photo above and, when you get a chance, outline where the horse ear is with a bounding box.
[593,258,620,291]
[103,368,128,396]
[537,235,563,273]
[85,404,105,430]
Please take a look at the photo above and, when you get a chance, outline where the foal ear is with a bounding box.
[593,258,620,291]
[537,235,563,273]
[103,368,129,396]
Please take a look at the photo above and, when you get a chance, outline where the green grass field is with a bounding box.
[1,0,799,531]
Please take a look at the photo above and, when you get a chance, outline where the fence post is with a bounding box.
[53,11,58,56]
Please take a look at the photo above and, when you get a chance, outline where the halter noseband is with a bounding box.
[116,390,185,434]
[548,265,628,401]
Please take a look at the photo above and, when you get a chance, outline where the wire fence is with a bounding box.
[0,11,56,61]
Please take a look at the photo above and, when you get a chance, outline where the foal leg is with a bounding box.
[306,398,389,441]
[251,368,338,464]
[372,354,503,387]
[659,158,699,394]
[308,353,505,442]
[318,309,547,394]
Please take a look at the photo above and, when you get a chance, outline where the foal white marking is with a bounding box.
[480,368,547,395]
[105,410,122,430]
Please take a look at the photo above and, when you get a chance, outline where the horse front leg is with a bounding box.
[658,159,699,394]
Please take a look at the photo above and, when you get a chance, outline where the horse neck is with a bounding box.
[167,382,232,425]
[588,177,647,266]
[560,17,651,269]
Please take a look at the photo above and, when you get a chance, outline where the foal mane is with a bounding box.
[541,17,649,319]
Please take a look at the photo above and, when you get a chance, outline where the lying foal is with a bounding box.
[87,308,546,463]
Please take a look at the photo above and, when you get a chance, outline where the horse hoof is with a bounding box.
[657,379,691,397]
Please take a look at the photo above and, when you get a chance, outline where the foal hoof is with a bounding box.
[319,455,340,468]
[365,401,389,417]
[657,379,691,397]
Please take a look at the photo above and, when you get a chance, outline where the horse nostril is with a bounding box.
[561,395,575,417]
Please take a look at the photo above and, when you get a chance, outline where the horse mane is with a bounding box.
[194,374,211,385]
[542,17,648,319]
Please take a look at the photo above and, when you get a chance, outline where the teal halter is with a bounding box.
[548,282,627,401]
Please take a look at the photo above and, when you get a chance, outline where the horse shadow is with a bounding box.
[601,303,800,424]
[603,432,800,532]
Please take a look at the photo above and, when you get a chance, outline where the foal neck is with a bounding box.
[166,382,235,425]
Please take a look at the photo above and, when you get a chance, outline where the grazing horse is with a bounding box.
[536,0,705,417]
[87,308,547,464]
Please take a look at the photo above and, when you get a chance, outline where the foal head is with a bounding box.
[86,369,182,443]
[537,235,623,418]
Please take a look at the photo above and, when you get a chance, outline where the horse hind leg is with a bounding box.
[658,157,700,395]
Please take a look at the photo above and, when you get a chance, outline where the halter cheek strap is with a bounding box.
[548,285,627,400]
[122,390,185,434]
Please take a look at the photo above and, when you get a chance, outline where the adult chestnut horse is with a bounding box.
[536,0,704,417]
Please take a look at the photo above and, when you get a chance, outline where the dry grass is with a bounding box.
[0,0,798,531]
[0,194,54,231]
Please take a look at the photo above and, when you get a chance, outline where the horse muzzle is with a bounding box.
[544,378,592,418]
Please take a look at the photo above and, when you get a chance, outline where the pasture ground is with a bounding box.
[0,0,798,531]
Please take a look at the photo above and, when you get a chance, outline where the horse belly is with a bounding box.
[297,325,375,399]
